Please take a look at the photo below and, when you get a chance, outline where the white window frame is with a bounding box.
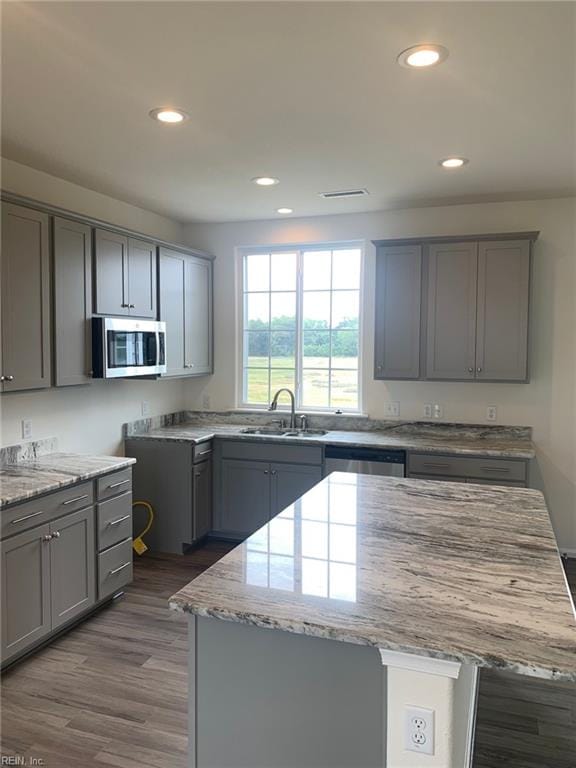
[236,241,364,414]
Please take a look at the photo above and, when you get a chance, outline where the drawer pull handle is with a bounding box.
[107,515,131,527]
[196,449,212,457]
[422,463,451,469]
[108,479,131,489]
[481,467,510,473]
[63,494,89,506]
[109,561,131,576]
[11,510,44,525]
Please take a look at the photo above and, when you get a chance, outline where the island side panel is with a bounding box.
[192,616,383,768]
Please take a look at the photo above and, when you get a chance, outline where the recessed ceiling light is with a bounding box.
[276,207,293,215]
[149,107,188,124]
[252,176,280,186]
[439,157,469,169]
[397,44,449,69]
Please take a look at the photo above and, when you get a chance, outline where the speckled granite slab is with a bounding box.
[0,454,136,508]
[125,416,535,459]
[170,474,576,681]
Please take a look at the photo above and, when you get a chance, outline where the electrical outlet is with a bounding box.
[486,405,497,422]
[405,706,434,756]
[141,401,151,417]
[202,393,211,410]
[423,404,433,418]
[21,419,32,440]
[384,401,400,417]
[433,404,444,419]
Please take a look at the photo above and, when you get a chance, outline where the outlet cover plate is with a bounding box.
[21,419,32,440]
[423,404,433,418]
[404,705,434,755]
[141,401,151,417]
[384,401,400,417]
[486,406,497,421]
[433,404,444,419]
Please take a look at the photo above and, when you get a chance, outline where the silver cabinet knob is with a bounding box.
[121,303,129,308]
[468,367,474,373]
[51,531,61,539]
[376,365,383,372]
[42,534,52,542]
[1,375,14,382]
[129,304,135,309]
[477,367,482,373]
[263,470,269,475]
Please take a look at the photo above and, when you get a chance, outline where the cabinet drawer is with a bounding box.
[468,478,526,488]
[409,473,467,483]
[408,453,526,482]
[97,492,132,552]
[2,481,93,539]
[193,442,213,464]
[98,538,132,600]
[97,468,132,501]
[221,440,322,466]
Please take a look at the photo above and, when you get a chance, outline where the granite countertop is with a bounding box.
[0,453,136,509]
[126,421,536,459]
[170,473,576,681]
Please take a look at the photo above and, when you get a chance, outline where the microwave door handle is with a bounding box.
[155,330,160,367]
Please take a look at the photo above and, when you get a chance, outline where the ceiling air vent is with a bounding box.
[319,188,369,199]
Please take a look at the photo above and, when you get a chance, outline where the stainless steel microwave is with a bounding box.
[92,317,167,378]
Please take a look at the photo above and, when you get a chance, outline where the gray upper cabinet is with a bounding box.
[159,248,187,376]
[1,203,51,391]
[127,238,156,318]
[373,233,536,383]
[159,247,213,377]
[185,255,213,375]
[94,229,157,318]
[49,506,96,630]
[94,229,129,316]
[426,241,478,380]
[1,524,51,662]
[53,217,93,386]
[475,240,530,381]
[374,245,422,379]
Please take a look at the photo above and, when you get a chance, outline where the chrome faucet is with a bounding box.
[268,388,296,429]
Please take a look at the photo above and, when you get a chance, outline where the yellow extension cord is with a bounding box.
[132,500,154,555]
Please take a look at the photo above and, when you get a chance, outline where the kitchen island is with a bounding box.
[170,473,576,768]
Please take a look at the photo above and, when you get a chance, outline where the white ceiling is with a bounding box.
[2,2,575,223]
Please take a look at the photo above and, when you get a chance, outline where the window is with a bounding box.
[240,244,362,411]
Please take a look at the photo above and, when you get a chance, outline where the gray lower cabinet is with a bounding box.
[159,247,213,377]
[374,245,422,379]
[1,523,51,661]
[49,506,96,630]
[407,452,528,488]
[272,463,323,516]
[426,241,478,380]
[194,459,213,540]
[53,216,93,386]
[125,439,212,554]
[1,202,51,391]
[0,468,133,668]
[219,459,271,536]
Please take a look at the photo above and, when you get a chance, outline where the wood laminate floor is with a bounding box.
[1,545,575,768]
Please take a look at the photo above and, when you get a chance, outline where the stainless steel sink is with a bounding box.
[240,427,327,437]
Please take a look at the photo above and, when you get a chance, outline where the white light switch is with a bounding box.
[141,401,150,417]
[423,404,433,418]
[384,401,400,417]
[21,419,32,440]
[433,404,444,419]
[486,406,497,421]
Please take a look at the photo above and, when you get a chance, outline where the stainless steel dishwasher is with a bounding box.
[324,445,406,477]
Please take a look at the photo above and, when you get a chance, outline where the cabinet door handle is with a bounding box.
[422,462,451,469]
[1,375,14,382]
[121,303,130,308]
[477,367,482,373]
[62,494,89,506]
[129,304,135,309]
[196,449,212,457]
[51,531,61,539]
[108,479,131,489]
[107,514,131,526]
[109,561,131,576]
[42,534,52,542]
[11,509,44,525]
[481,466,510,474]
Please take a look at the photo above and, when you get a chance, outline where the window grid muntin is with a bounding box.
[241,246,361,411]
